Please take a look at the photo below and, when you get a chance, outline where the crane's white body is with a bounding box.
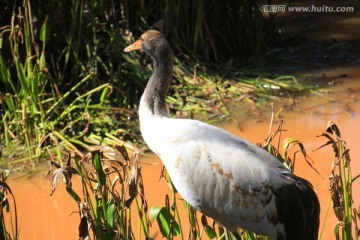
[140,97,287,238]
[125,30,319,240]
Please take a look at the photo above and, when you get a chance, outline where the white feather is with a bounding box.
[139,97,287,237]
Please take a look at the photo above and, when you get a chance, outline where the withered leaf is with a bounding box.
[50,166,78,196]
[125,166,140,208]
[329,174,344,220]
[115,144,130,162]
[326,121,341,138]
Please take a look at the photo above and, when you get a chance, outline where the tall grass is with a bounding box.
[1,0,272,161]
[49,145,154,239]
[0,0,142,163]
[317,122,359,240]
[122,0,264,63]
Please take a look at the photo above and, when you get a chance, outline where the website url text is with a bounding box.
[260,5,355,13]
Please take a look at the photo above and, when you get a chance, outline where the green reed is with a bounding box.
[317,122,359,240]
[122,0,264,63]
[0,0,143,161]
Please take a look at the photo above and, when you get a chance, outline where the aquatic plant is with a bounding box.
[316,122,359,240]
[49,145,152,239]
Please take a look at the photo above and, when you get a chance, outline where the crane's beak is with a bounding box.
[124,39,142,52]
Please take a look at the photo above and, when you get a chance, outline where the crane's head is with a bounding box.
[124,30,171,60]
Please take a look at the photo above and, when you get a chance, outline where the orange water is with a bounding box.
[222,67,360,240]
[5,66,360,239]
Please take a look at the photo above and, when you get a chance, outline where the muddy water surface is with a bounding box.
[221,67,360,240]
[6,67,360,240]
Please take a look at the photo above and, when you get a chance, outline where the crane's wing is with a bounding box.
[155,118,317,237]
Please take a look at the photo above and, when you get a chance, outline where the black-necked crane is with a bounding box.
[124,30,320,240]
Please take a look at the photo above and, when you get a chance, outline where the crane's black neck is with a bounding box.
[142,45,173,116]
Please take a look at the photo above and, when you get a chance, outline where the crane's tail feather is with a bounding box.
[272,174,320,240]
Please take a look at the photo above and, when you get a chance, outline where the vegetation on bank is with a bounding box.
[1,0,359,240]
[0,0,314,162]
